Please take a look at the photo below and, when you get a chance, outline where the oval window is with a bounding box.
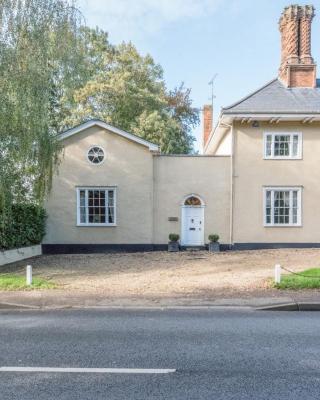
[87,146,105,164]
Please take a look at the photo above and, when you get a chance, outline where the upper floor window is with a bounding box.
[264,132,302,159]
[77,187,116,226]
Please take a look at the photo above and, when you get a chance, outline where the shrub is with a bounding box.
[208,234,219,243]
[0,204,47,250]
[169,233,180,242]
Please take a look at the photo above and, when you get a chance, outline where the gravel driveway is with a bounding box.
[3,249,320,299]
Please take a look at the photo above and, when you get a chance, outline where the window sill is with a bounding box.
[77,224,117,227]
[263,157,302,160]
[264,224,302,228]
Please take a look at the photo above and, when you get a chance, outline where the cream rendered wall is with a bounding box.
[153,156,230,244]
[44,126,154,244]
[233,121,320,244]
[214,131,232,155]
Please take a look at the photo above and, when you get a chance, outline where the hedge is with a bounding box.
[0,204,46,251]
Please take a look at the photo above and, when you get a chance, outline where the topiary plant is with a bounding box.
[169,233,180,242]
[208,234,219,243]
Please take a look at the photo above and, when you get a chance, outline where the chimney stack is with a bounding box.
[279,4,316,88]
[203,105,213,148]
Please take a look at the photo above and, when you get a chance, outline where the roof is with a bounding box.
[223,78,320,114]
[58,119,159,152]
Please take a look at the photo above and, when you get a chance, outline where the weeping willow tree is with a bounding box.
[0,0,85,219]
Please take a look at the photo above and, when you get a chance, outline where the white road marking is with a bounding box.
[0,367,176,374]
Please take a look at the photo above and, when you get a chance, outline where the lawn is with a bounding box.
[0,275,56,291]
[276,268,320,289]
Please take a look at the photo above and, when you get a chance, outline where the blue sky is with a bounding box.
[78,0,320,151]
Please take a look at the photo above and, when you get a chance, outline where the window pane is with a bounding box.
[265,190,271,224]
[80,207,86,223]
[108,207,115,223]
[292,191,298,224]
[274,135,290,156]
[266,135,272,157]
[108,190,114,207]
[80,190,85,207]
[292,135,299,157]
[87,190,107,223]
[292,191,298,207]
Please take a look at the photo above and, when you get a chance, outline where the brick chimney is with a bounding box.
[203,105,213,148]
[279,4,316,88]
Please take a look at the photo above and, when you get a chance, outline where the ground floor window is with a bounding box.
[77,187,116,226]
[264,187,301,226]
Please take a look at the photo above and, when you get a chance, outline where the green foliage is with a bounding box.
[169,233,180,242]
[0,204,46,250]
[275,268,320,289]
[0,275,56,290]
[0,0,84,211]
[62,36,198,154]
[208,234,220,243]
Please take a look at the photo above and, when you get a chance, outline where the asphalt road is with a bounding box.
[0,308,320,399]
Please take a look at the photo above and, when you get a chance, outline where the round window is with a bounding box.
[87,146,105,164]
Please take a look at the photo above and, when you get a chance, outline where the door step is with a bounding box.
[182,246,206,251]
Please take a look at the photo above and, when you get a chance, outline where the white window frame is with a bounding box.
[76,187,117,227]
[87,145,106,165]
[263,186,302,227]
[263,132,302,159]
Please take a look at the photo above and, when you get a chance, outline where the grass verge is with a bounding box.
[276,268,320,289]
[0,275,56,291]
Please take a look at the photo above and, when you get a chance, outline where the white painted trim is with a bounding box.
[263,132,302,159]
[0,367,176,374]
[58,120,159,152]
[263,186,302,227]
[76,187,117,227]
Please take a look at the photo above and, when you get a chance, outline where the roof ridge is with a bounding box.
[222,78,279,111]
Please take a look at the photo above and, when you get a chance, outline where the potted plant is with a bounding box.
[208,234,220,252]
[168,233,180,252]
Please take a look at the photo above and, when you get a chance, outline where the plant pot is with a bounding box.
[168,241,179,252]
[208,242,220,252]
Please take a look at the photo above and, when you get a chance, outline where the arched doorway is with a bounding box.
[181,195,205,246]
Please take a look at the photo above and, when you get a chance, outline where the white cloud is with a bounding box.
[78,0,222,41]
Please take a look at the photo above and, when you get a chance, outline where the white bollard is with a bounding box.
[26,265,32,286]
[275,264,281,284]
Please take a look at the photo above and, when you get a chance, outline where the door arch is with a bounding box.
[181,194,205,246]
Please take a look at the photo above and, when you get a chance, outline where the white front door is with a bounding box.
[181,207,204,246]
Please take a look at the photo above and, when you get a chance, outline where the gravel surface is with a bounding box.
[2,249,320,299]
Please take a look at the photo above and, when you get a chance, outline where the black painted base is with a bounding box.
[233,243,320,250]
[42,242,320,254]
[42,244,168,254]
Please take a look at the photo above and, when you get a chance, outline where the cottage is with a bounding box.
[43,4,320,253]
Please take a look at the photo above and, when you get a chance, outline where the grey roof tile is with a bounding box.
[223,78,320,114]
